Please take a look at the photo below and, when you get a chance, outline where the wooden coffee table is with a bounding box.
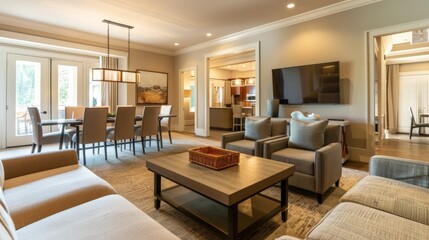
[146,152,295,240]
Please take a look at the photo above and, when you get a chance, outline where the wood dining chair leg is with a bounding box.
[37,145,42,153]
[104,142,107,161]
[98,142,101,154]
[114,140,118,158]
[168,130,172,144]
[92,143,95,154]
[31,143,36,153]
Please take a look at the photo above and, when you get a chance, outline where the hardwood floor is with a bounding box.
[375,133,429,162]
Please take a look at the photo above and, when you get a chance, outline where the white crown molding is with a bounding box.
[175,0,382,56]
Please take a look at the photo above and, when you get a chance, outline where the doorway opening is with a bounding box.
[179,67,197,134]
[202,42,260,138]
[370,21,429,161]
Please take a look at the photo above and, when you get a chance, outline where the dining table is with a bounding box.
[41,114,177,157]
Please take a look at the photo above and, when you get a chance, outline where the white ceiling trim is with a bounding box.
[175,0,382,56]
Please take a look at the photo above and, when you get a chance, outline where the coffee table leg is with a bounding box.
[281,178,288,222]
[228,204,238,240]
[154,173,161,209]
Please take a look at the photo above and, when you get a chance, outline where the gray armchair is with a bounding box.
[263,119,342,203]
[221,117,287,157]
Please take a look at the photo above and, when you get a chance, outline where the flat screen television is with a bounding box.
[272,61,341,104]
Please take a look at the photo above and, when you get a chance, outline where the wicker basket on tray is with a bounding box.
[188,146,240,170]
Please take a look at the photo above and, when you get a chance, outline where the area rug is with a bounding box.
[87,132,368,240]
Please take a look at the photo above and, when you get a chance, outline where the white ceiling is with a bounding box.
[0,0,360,53]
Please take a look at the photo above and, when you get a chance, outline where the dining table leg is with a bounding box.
[74,125,80,160]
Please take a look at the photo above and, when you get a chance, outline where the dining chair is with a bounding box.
[232,105,246,131]
[135,106,161,154]
[72,107,108,165]
[409,107,429,139]
[27,107,71,153]
[160,105,173,144]
[106,106,136,158]
[65,106,85,147]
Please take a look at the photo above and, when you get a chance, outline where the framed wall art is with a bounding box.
[136,70,168,105]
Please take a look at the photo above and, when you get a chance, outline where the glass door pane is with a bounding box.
[6,54,50,147]
[51,60,83,129]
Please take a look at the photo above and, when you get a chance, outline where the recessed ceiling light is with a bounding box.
[206,33,212,37]
[287,3,295,9]
[174,42,180,46]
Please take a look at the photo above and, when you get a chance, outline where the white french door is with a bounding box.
[6,54,84,147]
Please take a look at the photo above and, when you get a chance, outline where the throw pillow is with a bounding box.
[289,119,328,151]
[244,117,272,140]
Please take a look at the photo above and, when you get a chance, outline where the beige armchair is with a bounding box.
[263,119,342,203]
[221,117,287,157]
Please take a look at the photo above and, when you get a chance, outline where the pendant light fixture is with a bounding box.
[92,19,140,83]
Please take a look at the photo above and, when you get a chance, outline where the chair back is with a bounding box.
[81,107,108,144]
[409,107,417,125]
[139,106,161,137]
[27,107,43,144]
[160,105,172,126]
[232,105,243,118]
[65,106,85,119]
[113,106,136,140]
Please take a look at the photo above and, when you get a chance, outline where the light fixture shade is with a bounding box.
[92,68,121,82]
[231,78,242,87]
[245,78,255,86]
[121,70,140,83]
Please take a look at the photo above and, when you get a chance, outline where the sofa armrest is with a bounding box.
[314,143,342,193]
[221,131,245,148]
[254,135,286,157]
[263,137,289,159]
[1,149,78,180]
[369,155,429,188]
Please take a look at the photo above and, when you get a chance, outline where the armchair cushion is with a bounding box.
[289,119,328,151]
[244,117,271,140]
[271,148,314,175]
[225,139,255,156]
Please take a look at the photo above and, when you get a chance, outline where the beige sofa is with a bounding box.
[279,155,429,240]
[0,150,178,240]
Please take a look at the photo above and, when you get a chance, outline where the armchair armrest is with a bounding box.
[369,155,429,188]
[1,149,78,180]
[221,131,245,149]
[314,143,342,193]
[254,135,287,157]
[263,136,289,159]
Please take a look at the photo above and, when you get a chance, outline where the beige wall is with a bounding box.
[174,0,429,162]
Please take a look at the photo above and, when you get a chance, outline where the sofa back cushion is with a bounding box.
[0,205,16,240]
[244,117,271,140]
[271,118,287,136]
[289,119,328,151]
[0,160,4,189]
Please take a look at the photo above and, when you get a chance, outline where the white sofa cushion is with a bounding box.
[341,175,429,225]
[307,202,429,240]
[17,195,179,240]
[0,204,16,240]
[4,164,115,229]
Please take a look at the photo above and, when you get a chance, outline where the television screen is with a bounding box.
[272,61,340,104]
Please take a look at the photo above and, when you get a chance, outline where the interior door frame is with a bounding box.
[367,19,429,154]
[201,42,260,137]
[178,66,197,132]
